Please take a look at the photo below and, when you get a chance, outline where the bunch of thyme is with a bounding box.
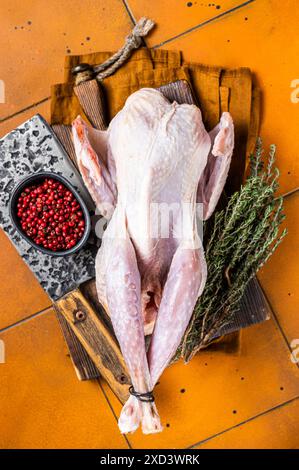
[175,139,287,363]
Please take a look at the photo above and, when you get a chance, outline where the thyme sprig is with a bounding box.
[175,139,287,362]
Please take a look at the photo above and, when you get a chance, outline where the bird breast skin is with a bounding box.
[72,88,234,434]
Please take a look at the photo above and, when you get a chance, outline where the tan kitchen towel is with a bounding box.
[51,48,183,124]
[220,67,253,193]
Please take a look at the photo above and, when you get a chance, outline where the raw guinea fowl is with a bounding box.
[72,88,234,434]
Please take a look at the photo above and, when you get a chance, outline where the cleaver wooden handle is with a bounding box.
[54,288,131,404]
[74,80,107,130]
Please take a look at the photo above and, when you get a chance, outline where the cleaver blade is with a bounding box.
[0,113,97,301]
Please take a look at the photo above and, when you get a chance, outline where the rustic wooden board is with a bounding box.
[214,276,271,339]
[55,288,131,403]
[51,124,76,165]
[158,79,198,105]
[52,78,271,398]
[55,310,100,381]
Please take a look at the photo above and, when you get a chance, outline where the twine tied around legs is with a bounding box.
[73,17,155,85]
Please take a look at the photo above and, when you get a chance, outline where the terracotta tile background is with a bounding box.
[0,0,298,449]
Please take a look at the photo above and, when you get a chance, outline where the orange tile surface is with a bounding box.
[127,0,241,46]
[102,318,299,448]
[0,0,132,119]
[258,196,299,346]
[0,229,51,331]
[0,309,128,449]
[145,0,299,196]
[196,397,299,449]
[0,0,298,449]
[0,98,50,138]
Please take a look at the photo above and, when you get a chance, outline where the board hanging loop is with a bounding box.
[72,17,155,85]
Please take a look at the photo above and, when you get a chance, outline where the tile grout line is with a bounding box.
[121,0,137,25]
[258,282,299,369]
[188,394,299,448]
[0,97,50,125]
[97,379,133,449]
[0,305,52,334]
[151,0,256,49]
[121,0,148,48]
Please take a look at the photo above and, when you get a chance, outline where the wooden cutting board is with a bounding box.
[52,79,271,404]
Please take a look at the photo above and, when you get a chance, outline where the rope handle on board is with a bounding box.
[72,17,155,85]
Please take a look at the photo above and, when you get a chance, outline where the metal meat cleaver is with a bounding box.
[0,114,97,300]
[0,114,131,400]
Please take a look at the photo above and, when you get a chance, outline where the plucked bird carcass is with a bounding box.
[72,88,234,434]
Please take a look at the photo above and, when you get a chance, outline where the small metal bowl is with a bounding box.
[9,172,91,257]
